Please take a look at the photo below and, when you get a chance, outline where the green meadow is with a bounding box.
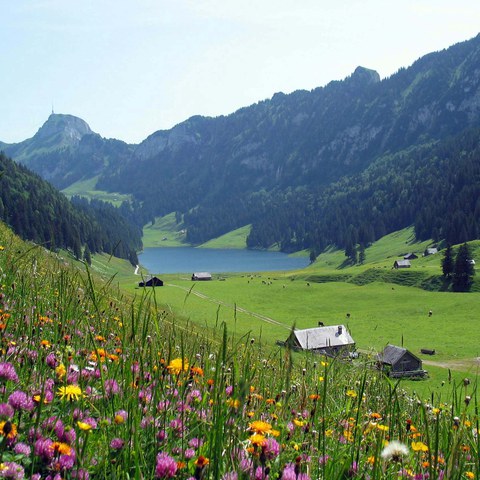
[89,226,480,401]
[0,221,479,478]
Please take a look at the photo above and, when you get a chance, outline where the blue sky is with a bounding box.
[1,1,479,144]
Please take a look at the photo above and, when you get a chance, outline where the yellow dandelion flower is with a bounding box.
[346,390,357,398]
[249,433,267,447]
[57,385,83,401]
[411,441,429,452]
[167,358,189,375]
[377,424,389,432]
[249,420,273,434]
[55,363,67,379]
[293,419,306,427]
[465,473,474,480]
[0,246,4,251]
[77,421,93,431]
[51,442,73,456]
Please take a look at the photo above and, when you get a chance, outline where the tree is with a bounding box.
[441,244,454,278]
[452,243,475,291]
[358,244,366,265]
[83,245,92,266]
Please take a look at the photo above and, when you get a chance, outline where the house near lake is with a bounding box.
[138,276,164,287]
[393,259,411,269]
[191,272,212,281]
[377,344,426,378]
[284,325,355,357]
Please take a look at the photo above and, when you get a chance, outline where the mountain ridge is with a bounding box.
[2,33,480,255]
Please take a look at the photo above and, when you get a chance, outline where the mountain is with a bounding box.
[2,34,480,254]
[0,151,142,264]
[3,114,133,189]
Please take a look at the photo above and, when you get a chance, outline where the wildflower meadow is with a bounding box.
[0,223,477,479]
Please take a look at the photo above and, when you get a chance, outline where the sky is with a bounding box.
[1,1,480,145]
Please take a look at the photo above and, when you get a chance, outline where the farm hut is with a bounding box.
[138,276,164,287]
[191,272,212,281]
[377,345,424,378]
[403,253,418,260]
[285,325,355,357]
[424,247,438,256]
[393,260,411,269]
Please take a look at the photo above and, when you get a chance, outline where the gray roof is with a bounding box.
[395,259,411,267]
[291,325,354,350]
[192,272,212,278]
[377,344,420,365]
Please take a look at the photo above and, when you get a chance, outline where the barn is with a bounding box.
[377,345,425,377]
[403,253,418,260]
[285,325,355,357]
[191,272,212,281]
[138,276,164,287]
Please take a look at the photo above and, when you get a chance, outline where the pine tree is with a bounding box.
[441,244,454,278]
[452,243,475,291]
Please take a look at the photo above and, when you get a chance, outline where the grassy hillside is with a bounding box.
[199,225,251,249]
[142,212,189,247]
[0,221,478,478]
[62,176,132,206]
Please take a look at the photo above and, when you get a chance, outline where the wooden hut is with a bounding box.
[377,345,426,378]
[393,259,411,269]
[138,276,164,287]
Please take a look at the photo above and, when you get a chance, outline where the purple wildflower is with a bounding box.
[0,461,25,479]
[263,437,280,459]
[222,473,238,480]
[0,363,18,382]
[155,452,178,478]
[184,448,195,459]
[255,466,269,480]
[13,443,31,456]
[71,470,90,480]
[8,391,34,412]
[0,403,14,420]
[104,379,121,397]
[110,438,124,450]
[46,353,58,369]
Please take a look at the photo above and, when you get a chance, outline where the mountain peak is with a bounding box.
[348,66,380,86]
[34,113,93,143]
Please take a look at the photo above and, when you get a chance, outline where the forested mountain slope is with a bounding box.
[0,152,141,263]
[2,34,480,253]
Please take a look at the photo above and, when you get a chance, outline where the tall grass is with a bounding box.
[0,224,477,479]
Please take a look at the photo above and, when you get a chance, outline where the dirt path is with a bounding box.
[166,283,291,331]
[421,357,480,371]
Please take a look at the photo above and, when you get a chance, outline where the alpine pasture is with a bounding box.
[1,221,478,479]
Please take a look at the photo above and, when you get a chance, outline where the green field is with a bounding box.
[88,225,480,401]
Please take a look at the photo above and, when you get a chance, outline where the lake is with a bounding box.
[138,247,310,274]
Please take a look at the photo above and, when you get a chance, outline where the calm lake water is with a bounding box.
[139,247,309,274]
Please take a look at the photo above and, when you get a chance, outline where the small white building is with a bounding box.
[191,272,212,281]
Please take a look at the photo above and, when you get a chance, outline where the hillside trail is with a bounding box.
[166,283,291,330]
